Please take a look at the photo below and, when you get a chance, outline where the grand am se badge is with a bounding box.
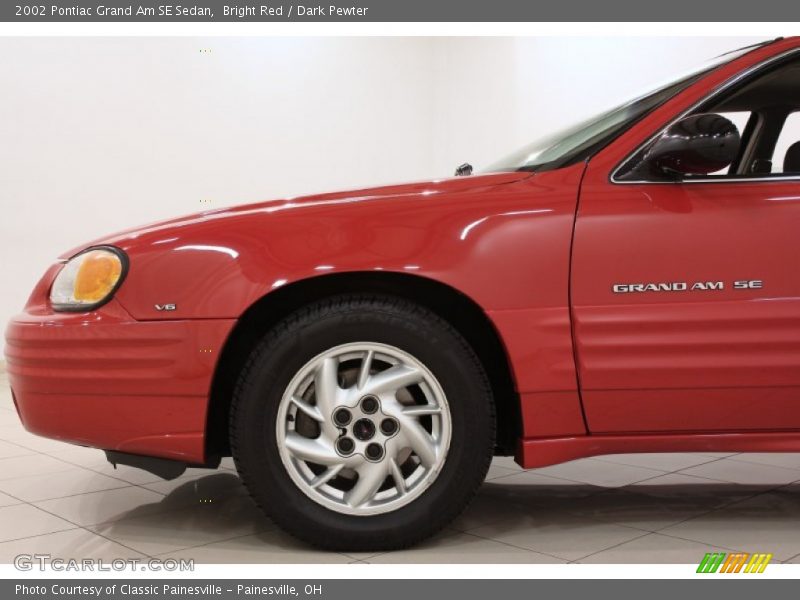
[612,280,764,293]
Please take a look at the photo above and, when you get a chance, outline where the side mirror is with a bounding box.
[644,113,740,177]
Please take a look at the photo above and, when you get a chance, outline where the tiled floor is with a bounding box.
[2,371,800,564]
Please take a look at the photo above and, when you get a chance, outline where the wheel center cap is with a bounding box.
[353,418,376,441]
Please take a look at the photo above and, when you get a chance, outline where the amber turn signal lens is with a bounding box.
[73,251,123,302]
[50,248,126,310]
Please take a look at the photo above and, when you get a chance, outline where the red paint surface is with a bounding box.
[6,299,234,462]
[517,432,800,468]
[6,38,800,467]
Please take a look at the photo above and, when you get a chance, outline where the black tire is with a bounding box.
[229,295,495,551]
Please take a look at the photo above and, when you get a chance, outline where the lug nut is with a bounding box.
[353,418,376,441]
[336,437,355,455]
[333,408,352,426]
[365,443,384,461]
[380,418,398,435]
[360,395,379,414]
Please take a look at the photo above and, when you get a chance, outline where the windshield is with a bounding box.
[483,43,768,174]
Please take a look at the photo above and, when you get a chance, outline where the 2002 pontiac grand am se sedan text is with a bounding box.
[6,37,800,550]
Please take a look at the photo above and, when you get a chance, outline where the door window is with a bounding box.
[771,112,800,174]
[708,111,752,175]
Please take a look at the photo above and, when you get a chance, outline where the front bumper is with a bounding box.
[4,299,235,463]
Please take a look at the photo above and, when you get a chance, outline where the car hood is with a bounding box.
[62,171,532,258]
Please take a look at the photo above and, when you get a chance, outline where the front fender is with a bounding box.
[111,168,579,319]
[106,166,583,411]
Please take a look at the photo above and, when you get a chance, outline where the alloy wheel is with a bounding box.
[275,342,452,516]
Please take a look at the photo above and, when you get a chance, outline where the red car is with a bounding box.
[6,38,800,550]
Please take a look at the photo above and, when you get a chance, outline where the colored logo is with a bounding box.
[697,552,772,574]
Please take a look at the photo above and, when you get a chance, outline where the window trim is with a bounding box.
[610,47,800,186]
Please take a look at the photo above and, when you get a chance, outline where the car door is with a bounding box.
[571,52,800,433]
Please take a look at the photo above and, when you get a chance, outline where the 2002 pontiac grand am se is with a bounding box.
[6,37,800,550]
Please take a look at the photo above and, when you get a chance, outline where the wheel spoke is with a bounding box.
[312,357,343,440]
[284,432,340,466]
[401,404,442,417]
[398,418,438,468]
[389,457,407,494]
[313,357,340,420]
[357,350,374,390]
[290,396,323,422]
[345,461,388,508]
[363,364,424,396]
[309,464,345,489]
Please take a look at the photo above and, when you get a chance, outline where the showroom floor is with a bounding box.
[2,371,800,564]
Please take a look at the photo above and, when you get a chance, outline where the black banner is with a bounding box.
[5,579,800,600]
[3,0,800,22]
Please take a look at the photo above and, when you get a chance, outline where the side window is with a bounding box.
[772,112,800,174]
[707,111,752,175]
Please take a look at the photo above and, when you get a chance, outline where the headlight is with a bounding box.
[50,246,127,311]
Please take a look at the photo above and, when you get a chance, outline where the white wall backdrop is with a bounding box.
[0,36,760,348]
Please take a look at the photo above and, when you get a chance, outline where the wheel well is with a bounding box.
[205,272,521,460]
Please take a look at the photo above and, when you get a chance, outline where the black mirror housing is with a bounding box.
[644,113,741,178]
